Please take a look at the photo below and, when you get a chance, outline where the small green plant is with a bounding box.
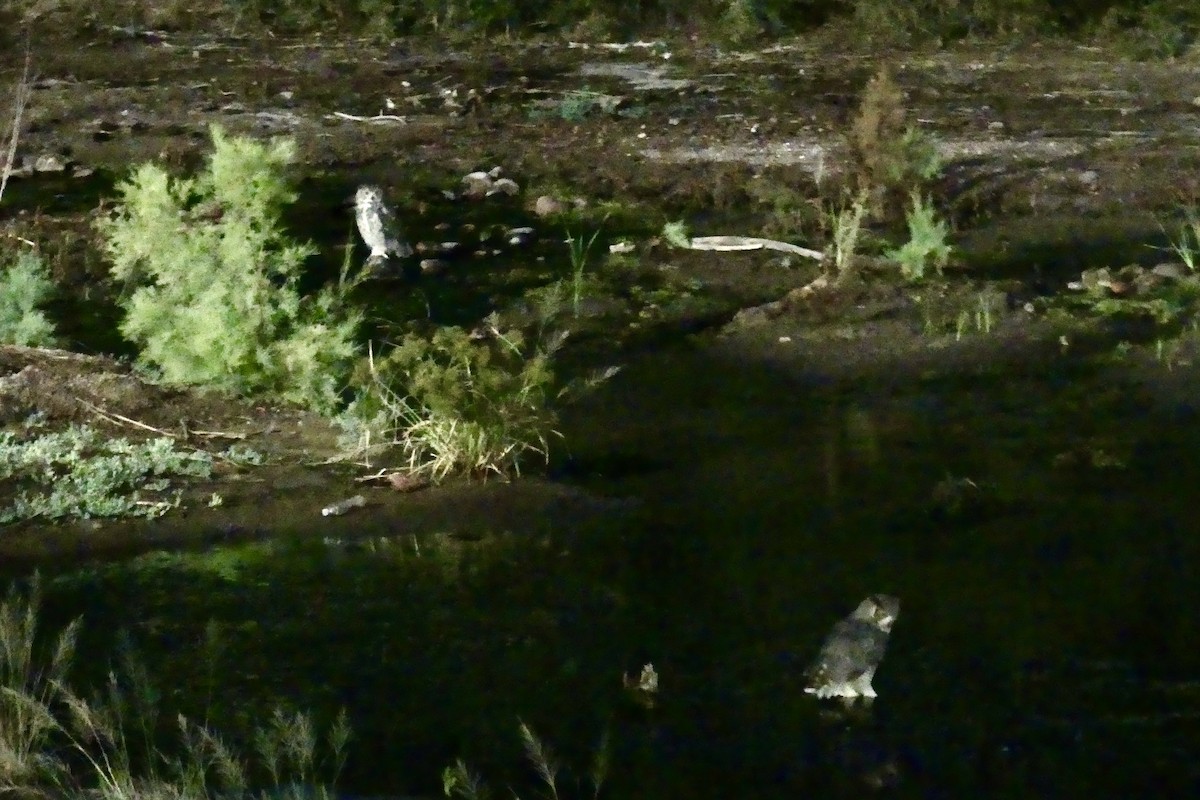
[826,191,870,277]
[0,249,58,346]
[97,124,362,413]
[531,89,621,123]
[661,220,691,249]
[887,191,952,281]
[341,325,564,480]
[0,424,213,523]
[1166,206,1200,271]
[975,293,994,333]
[718,0,770,44]
[565,226,604,317]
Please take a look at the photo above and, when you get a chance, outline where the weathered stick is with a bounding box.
[0,38,32,205]
[687,235,824,261]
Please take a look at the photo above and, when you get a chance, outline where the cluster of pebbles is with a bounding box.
[361,166,589,277]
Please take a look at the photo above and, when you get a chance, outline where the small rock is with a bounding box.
[70,164,95,179]
[507,226,536,247]
[33,154,67,173]
[1152,262,1187,280]
[609,241,635,254]
[420,258,448,275]
[461,171,493,199]
[987,120,1004,131]
[388,472,430,492]
[534,195,566,217]
[435,241,464,256]
[488,177,520,197]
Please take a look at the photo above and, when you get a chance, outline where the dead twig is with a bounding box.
[0,36,33,205]
[327,111,407,125]
[76,398,174,436]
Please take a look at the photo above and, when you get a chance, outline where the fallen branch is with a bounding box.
[687,235,825,261]
[327,111,407,125]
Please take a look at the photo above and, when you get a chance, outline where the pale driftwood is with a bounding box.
[687,236,825,261]
[327,111,407,125]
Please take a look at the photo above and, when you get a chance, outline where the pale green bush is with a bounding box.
[0,249,58,347]
[97,125,361,413]
[887,191,952,281]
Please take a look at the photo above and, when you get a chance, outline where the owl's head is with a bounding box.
[355,184,385,213]
[852,594,900,632]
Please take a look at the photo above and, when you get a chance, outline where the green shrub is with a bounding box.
[887,191,952,281]
[1096,0,1200,58]
[849,66,943,219]
[0,249,58,347]
[340,324,564,480]
[826,191,870,277]
[97,125,361,414]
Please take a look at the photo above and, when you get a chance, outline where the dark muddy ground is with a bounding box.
[5,28,1200,800]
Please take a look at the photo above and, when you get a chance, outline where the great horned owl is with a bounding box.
[804,594,900,701]
[354,184,413,270]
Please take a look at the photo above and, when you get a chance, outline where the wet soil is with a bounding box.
[5,28,1200,800]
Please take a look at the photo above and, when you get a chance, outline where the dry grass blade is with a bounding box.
[517,720,559,800]
[589,728,610,800]
[0,576,78,793]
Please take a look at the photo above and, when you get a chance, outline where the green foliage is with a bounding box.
[566,226,605,317]
[827,191,870,276]
[1096,0,1200,58]
[18,0,1188,40]
[0,249,58,347]
[0,424,213,523]
[845,0,1048,42]
[887,191,952,281]
[531,89,623,123]
[97,125,361,413]
[1166,206,1200,271]
[661,220,692,249]
[341,325,564,480]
